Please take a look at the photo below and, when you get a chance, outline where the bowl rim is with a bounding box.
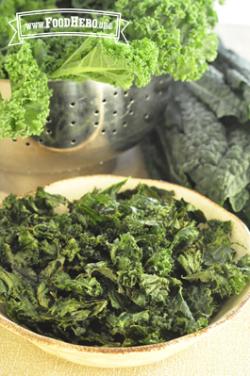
[0,174,249,355]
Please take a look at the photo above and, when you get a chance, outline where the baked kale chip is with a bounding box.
[0,182,249,347]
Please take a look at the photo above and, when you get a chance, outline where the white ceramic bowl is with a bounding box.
[0,175,249,368]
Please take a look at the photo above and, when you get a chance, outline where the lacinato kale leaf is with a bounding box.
[0,182,249,347]
[142,45,250,227]
[185,43,250,122]
[187,65,249,122]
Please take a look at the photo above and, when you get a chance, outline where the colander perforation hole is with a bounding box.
[124,91,128,97]
[39,139,44,144]
[112,129,117,135]
[113,111,118,116]
[95,110,99,116]
[70,102,76,108]
[46,129,52,135]
[145,94,150,101]
[71,139,76,145]
[129,110,134,116]
[114,91,118,96]
[144,114,150,120]
[25,142,30,147]
[101,129,106,135]
[70,121,76,126]
[12,139,17,143]
[47,117,52,123]
[94,121,99,128]
[130,98,135,104]
[102,99,107,103]
[123,122,128,128]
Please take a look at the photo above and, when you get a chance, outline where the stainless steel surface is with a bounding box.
[0,76,170,194]
[35,77,170,151]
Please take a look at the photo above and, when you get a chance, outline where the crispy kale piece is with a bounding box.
[0,182,249,347]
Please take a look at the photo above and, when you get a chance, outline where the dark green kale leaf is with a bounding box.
[143,81,250,217]
[184,43,250,123]
[183,285,217,321]
[183,263,249,299]
[0,183,249,347]
[141,46,250,228]
[215,43,250,113]
[187,66,249,122]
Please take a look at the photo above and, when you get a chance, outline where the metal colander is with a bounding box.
[37,77,169,150]
[0,77,169,194]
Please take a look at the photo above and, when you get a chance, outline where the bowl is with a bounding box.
[0,175,249,368]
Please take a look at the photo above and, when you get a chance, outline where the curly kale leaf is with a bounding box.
[71,0,115,9]
[1,0,221,88]
[0,1,56,53]
[31,0,220,88]
[49,37,159,89]
[70,0,221,83]
[115,0,220,81]
[0,183,248,347]
[0,43,51,139]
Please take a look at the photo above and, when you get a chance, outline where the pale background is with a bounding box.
[217,0,250,26]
